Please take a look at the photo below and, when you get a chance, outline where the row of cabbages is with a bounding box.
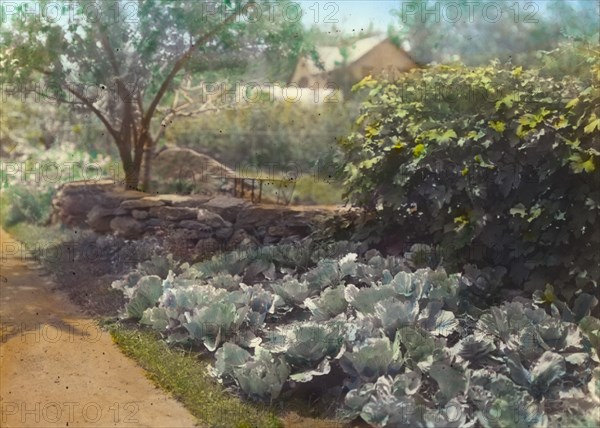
[111,241,600,427]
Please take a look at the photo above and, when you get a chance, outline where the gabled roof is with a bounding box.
[303,35,389,74]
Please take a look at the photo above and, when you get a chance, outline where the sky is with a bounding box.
[298,0,398,33]
[1,1,595,36]
[297,0,597,34]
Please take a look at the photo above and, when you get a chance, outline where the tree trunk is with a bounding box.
[124,163,141,190]
[115,138,142,191]
[141,138,154,193]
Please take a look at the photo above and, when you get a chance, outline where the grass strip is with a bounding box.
[108,323,283,428]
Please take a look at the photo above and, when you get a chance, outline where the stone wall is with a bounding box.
[52,180,338,251]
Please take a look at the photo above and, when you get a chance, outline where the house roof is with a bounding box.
[303,35,389,74]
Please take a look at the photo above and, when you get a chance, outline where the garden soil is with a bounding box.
[0,228,199,427]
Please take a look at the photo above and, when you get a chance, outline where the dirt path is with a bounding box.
[0,228,199,427]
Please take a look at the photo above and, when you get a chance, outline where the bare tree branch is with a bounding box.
[63,85,120,143]
[141,5,246,131]
[98,26,121,77]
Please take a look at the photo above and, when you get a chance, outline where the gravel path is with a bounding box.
[0,228,199,427]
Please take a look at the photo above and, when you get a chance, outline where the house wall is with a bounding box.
[289,58,316,88]
[348,40,417,82]
[289,40,417,92]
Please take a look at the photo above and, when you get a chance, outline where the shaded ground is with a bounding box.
[0,228,199,427]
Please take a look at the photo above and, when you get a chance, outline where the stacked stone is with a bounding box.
[53,181,336,252]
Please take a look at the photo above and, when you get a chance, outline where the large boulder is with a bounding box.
[150,147,235,195]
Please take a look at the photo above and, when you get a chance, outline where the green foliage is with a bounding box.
[340,43,600,302]
[109,325,283,428]
[125,275,164,319]
[162,100,352,205]
[165,102,355,174]
[0,0,312,188]
[2,182,54,227]
[112,244,599,425]
[1,142,114,228]
[390,0,599,66]
[0,95,112,157]
[289,175,343,206]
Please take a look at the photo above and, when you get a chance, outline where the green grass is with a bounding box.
[230,170,343,206]
[1,221,83,265]
[0,182,55,228]
[0,189,11,229]
[3,222,75,245]
[291,176,343,206]
[107,323,283,428]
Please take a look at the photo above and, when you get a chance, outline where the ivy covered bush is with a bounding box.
[340,43,600,302]
[112,242,600,427]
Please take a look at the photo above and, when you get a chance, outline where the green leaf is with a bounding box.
[437,129,457,143]
[530,351,566,396]
[430,361,466,401]
[126,276,164,319]
[581,157,600,173]
[570,154,596,173]
[495,93,519,110]
[489,121,506,133]
[584,114,600,134]
[565,98,579,109]
[413,143,425,157]
[358,156,383,170]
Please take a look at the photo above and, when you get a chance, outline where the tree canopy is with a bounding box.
[389,0,599,65]
[1,0,309,188]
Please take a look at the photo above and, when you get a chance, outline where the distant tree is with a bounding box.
[388,0,598,66]
[0,0,307,189]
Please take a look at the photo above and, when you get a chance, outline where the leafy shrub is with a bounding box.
[339,44,600,301]
[166,102,356,178]
[112,244,600,426]
[1,142,113,228]
[2,182,55,227]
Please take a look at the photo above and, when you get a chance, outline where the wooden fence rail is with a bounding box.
[230,177,296,205]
